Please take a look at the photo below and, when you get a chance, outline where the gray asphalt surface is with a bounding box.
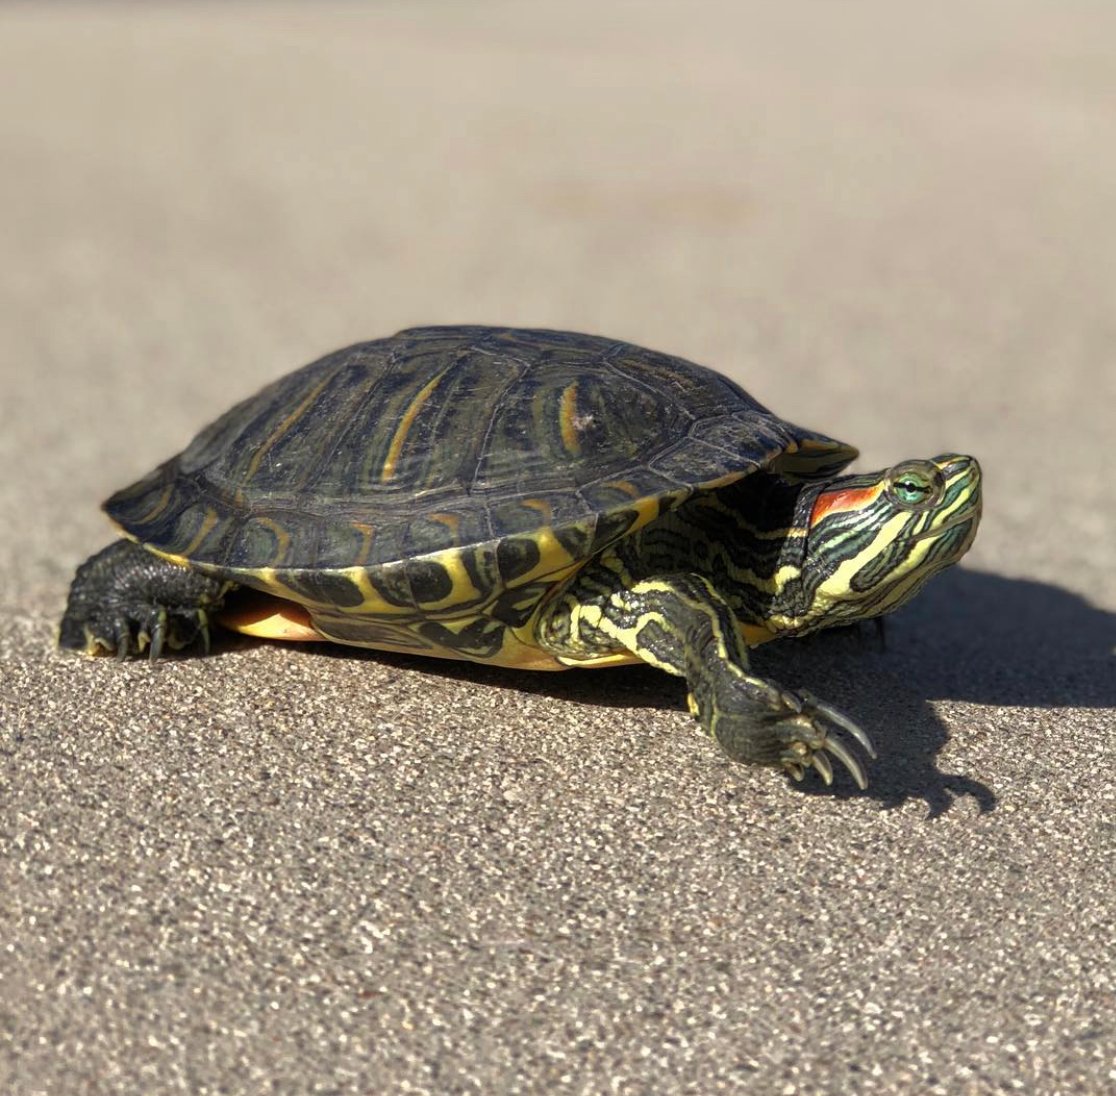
[2,3,1114,1093]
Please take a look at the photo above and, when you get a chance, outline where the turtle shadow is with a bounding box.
[741,567,1112,811]
[313,637,985,814]
[230,567,1113,815]
[305,639,684,710]
[885,567,1116,709]
[304,566,1115,705]
[745,636,997,816]
[745,566,1114,812]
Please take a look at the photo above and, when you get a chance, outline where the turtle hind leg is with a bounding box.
[59,539,232,661]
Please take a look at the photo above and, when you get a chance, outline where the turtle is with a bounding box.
[59,325,982,788]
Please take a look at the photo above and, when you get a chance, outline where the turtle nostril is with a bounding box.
[934,454,977,479]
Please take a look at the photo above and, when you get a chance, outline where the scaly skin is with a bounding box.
[537,569,875,787]
[537,455,982,785]
[59,540,230,661]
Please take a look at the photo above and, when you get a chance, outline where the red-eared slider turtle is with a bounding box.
[60,326,982,787]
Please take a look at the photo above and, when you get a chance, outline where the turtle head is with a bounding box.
[769,454,982,635]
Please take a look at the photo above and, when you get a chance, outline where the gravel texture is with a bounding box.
[2,3,1113,1093]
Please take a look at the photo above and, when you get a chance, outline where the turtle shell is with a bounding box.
[106,326,857,667]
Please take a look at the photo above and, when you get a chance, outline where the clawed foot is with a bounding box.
[769,688,876,790]
[59,540,229,662]
[701,674,877,789]
[72,605,214,662]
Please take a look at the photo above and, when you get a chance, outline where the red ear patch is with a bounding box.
[810,484,884,527]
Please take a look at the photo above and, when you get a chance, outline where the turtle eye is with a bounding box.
[887,462,944,511]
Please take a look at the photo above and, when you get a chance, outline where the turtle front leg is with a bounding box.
[59,540,231,661]
[539,571,876,788]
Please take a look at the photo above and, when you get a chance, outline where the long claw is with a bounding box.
[785,761,805,782]
[198,610,211,656]
[810,750,834,786]
[113,619,130,662]
[149,608,167,663]
[801,690,876,758]
[822,735,868,791]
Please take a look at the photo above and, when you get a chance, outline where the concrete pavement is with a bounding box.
[2,3,1113,1092]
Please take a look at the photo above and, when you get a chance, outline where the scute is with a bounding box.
[105,327,858,629]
